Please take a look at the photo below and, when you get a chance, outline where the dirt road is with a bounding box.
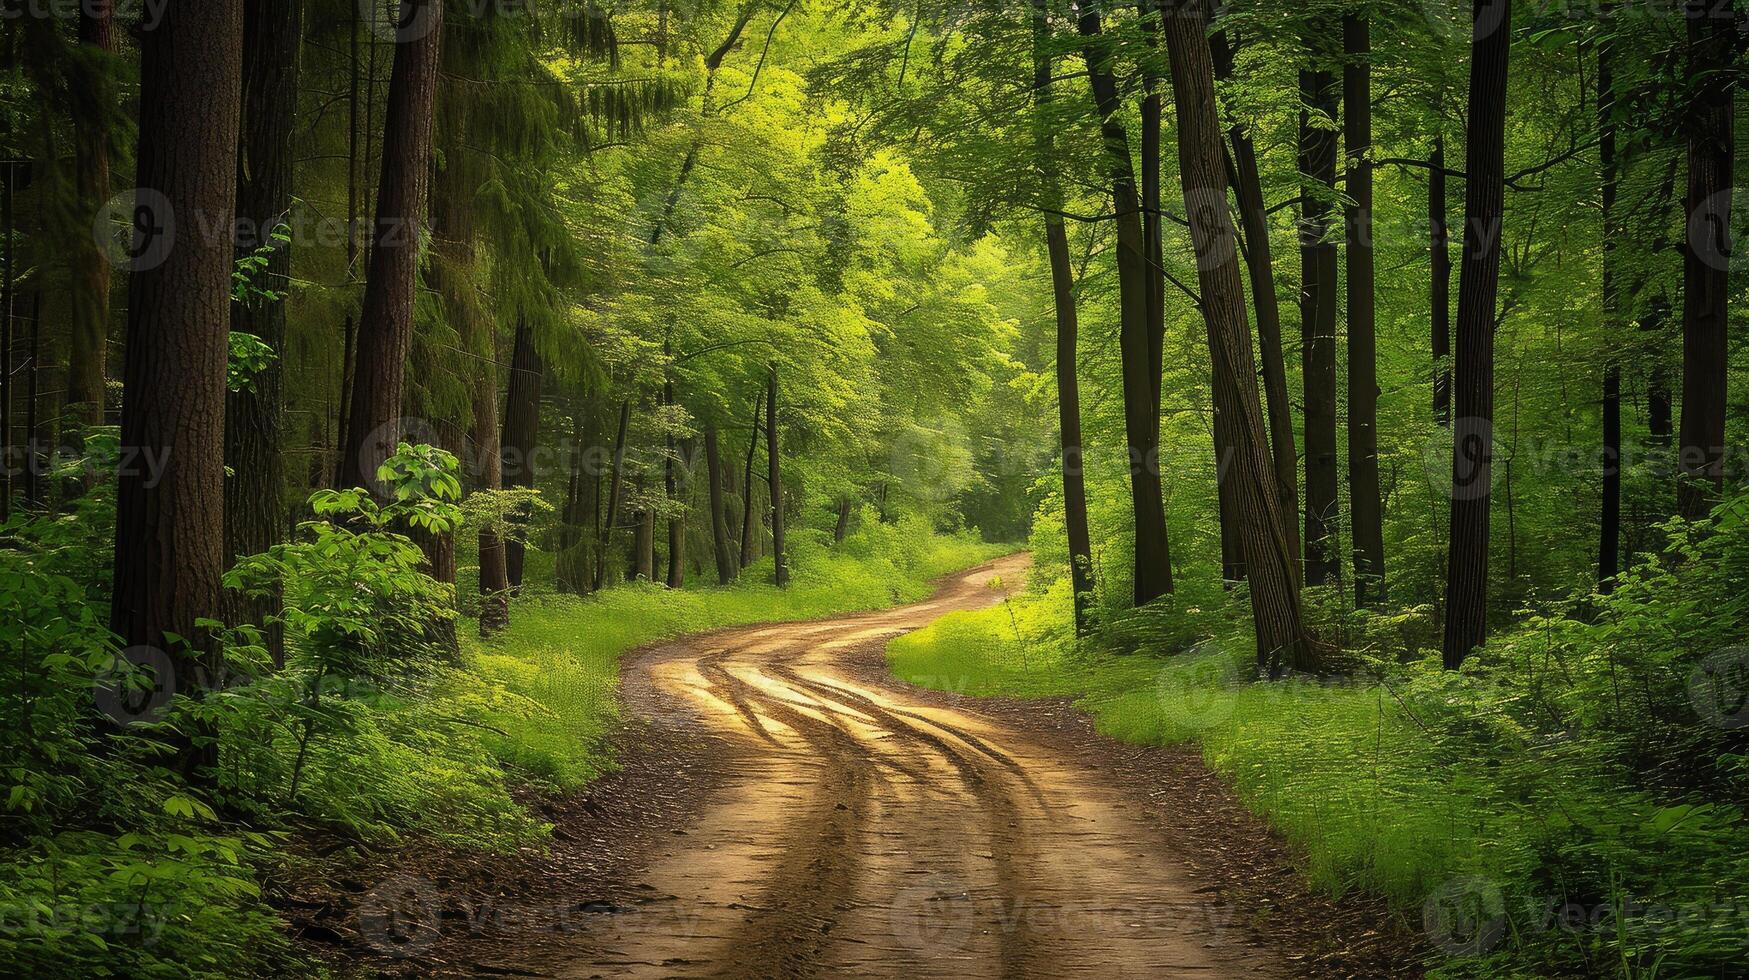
[509,555,1291,978]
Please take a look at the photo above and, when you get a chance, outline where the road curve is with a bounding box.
[531,555,1290,979]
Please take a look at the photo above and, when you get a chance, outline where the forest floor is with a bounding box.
[316,555,1426,978]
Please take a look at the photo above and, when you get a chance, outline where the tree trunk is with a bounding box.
[1676,0,1732,520]
[68,1,114,433]
[768,367,788,587]
[633,480,655,582]
[1442,0,1512,670]
[834,498,853,543]
[1211,27,1301,570]
[1035,0,1096,630]
[1431,134,1453,425]
[1344,14,1386,606]
[108,0,244,777]
[739,390,763,569]
[556,397,591,594]
[501,319,542,588]
[705,426,737,584]
[225,0,300,665]
[1138,0,1166,433]
[664,372,684,589]
[336,0,443,497]
[1159,0,1314,676]
[1599,34,1621,593]
[595,399,630,590]
[1298,59,1341,587]
[1076,2,1174,605]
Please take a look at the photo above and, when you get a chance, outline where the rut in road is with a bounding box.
[521,555,1290,979]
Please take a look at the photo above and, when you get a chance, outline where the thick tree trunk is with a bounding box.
[1442,0,1512,670]
[1431,135,1453,426]
[501,320,542,588]
[108,0,244,777]
[1210,28,1300,570]
[1344,14,1386,606]
[705,426,737,584]
[1076,2,1174,605]
[337,0,443,496]
[1676,0,1732,520]
[1159,0,1314,676]
[739,390,763,569]
[1599,36,1621,593]
[633,483,655,582]
[1298,59,1341,587]
[595,399,630,590]
[768,368,788,587]
[68,1,114,433]
[225,0,300,665]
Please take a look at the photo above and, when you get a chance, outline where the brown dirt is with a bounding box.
[302,555,1426,978]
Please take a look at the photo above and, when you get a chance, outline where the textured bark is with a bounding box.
[1344,14,1386,606]
[1442,0,1512,669]
[1160,0,1313,675]
[705,426,737,584]
[501,320,543,588]
[633,481,655,583]
[555,396,592,594]
[739,390,763,569]
[664,371,684,589]
[1210,28,1300,570]
[225,0,300,665]
[108,0,244,775]
[1431,135,1453,426]
[1035,0,1095,630]
[1599,36,1621,593]
[1676,1,1732,520]
[1076,2,1174,605]
[337,0,443,496]
[768,368,788,587]
[1298,58,1341,587]
[68,1,114,431]
[1137,0,1166,430]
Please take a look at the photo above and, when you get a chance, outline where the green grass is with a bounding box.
[467,521,1008,789]
[888,573,1749,978]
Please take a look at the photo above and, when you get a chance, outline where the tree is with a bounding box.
[1345,12,1386,605]
[337,0,444,496]
[502,321,543,588]
[1675,0,1733,520]
[1598,27,1621,593]
[1442,0,1512,669]
[704,425,738,584]
[109,0,245,775]
[1298,37,1341,587]
[768,366,788,587]
[67,0,115,434]
[1075,0,1174,605]
[1158,0,1313,675]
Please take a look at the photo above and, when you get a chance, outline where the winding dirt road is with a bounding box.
[515,555,1291,979]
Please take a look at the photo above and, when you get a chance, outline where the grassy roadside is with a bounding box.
[888,571,1749,979]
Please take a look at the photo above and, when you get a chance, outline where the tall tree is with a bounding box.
[67,0,114,433]
[768,366,788,587]
[1298,42,1341,586]
[1431,133,1453,425]
[1159,0,1314,675]
[1676,0,1733,520]
[1442,0,1512,669]
[1598,27,1622,593]
[1075,0,1174,605]
[704,425,737,584]
[1344,13,1386,604]
[225,0,302,664]
[1034,0,1094,631]
[739,390,763,569]
[108,0,245,774]
[336,0,444,495]
[501,321,543,588]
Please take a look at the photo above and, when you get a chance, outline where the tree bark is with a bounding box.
[664,371,684,589]
[1676,0,1732,520]
[739,390,763,569]
[1431,134,1453,425]
[1442,0,1512,670]
[1076,2,1174,605]
[706,426,737,584]
[1599,33,1621,593]
[501,319,543,588]
[768,367,788,587]
[1210,27,1300,570]
[336,0,443,496]
[226,0,300,665]
[595,399,630,590]
[1344,14,1386,606]
[108,0,244,777]
[68,1,114,433]
[1159,0,1314,676]
[1298,57,1341,587]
